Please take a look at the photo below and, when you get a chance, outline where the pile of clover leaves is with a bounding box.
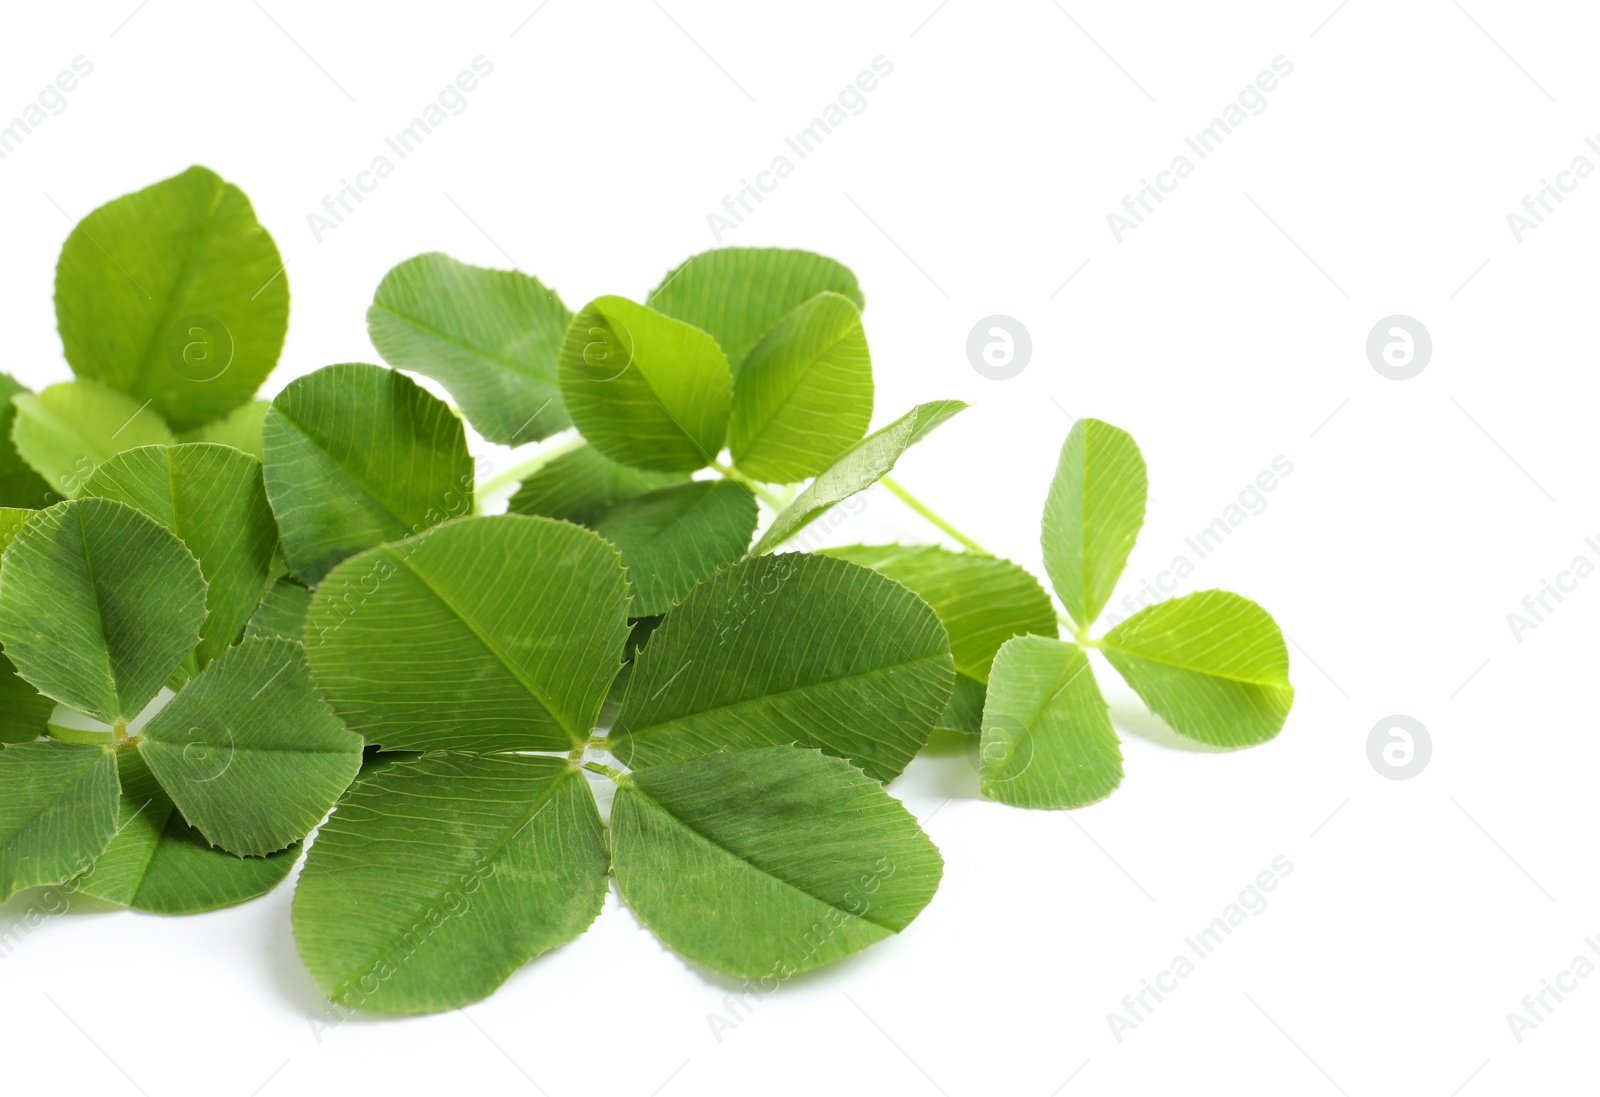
[0,167,1294,1015]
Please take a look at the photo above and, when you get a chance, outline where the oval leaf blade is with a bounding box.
[140,637,362,857]
[0,374,52,508]
[77,750,299,914]
[592,480,757,617]
[262,363,474,585]
[0,740,119,901]
[507,442,687,527]
[557,296,731,472]
[292,753,608,1015]
[1101,589,1294,747]
[0,498,205,725]
[647,248,864,374]
[610,553,953,782]
[10,380,174,497]
[368,252,573,446]
[1042,418,1147,631]
[730,291,873,482]
[612,746,942,978]
[823,544,1057,733]
[83,443,278,668]
[54,165,289,430]
[305,515,629,754]
[979,635,1122,809]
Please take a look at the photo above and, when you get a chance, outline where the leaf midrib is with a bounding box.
[621,782,902,932]
[1101,637,1291,690]
[392,551,583,747]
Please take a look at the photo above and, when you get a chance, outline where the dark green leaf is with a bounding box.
[0,740,119,901]
[293,753,608,1014]
[506,443,687,527]
[244,576,313,643]
[368,252,573,445]
[0,374,52,509]
[0,499,205,725]
[611,553,953,782]
[54,165,288,430]
[75,750,299,914]
[262,363,474,585]
[305,515,629,754]
[593,481,757,617]
[612,747,941,978]
[83,443,277,668]
[822,544,1057,733]
[139,637,361,856]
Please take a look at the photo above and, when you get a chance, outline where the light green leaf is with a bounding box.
[306,515,629,754]
[0,375,52,509]
[558,296,731,472]
[0,498,205,726]
[244,576,312,643]
[593,481,757,617]
[293,753,608,1015]
[0,509,52,744]
[979,635,1120,808]
[368,253,573,446]
[647,248,864,374]
[54,165,288,430]
[612,747,941,978]
[1101,590,1294,748]
[822,544,1057,733]
[10,380,175,497]
[752,400,967,554]
[611,553,953,782]
[506,443,687,527]
[730,292,873,482]
[0,740,119,901]
[75,750,299,914]
[177,400,268,460]
[262,363,474,586]
[1042,418,1147,631]
[139,637,361,857]
[83,444,277,668]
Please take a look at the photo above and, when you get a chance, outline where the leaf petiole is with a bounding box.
[476,431,586,499]
[581,760,629,783]
[878,475,987,554]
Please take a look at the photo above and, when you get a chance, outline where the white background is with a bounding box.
[0,1,1594,1094]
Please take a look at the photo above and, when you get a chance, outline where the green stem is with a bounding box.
[879,475,988,554]
[709,460,787,509]
[477,433,586,498]
[581,760,629,783]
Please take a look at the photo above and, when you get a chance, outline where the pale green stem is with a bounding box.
[477,433,586,498]
[708,460,787,510]
[878,475,988,554]
[582,761,629,783]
